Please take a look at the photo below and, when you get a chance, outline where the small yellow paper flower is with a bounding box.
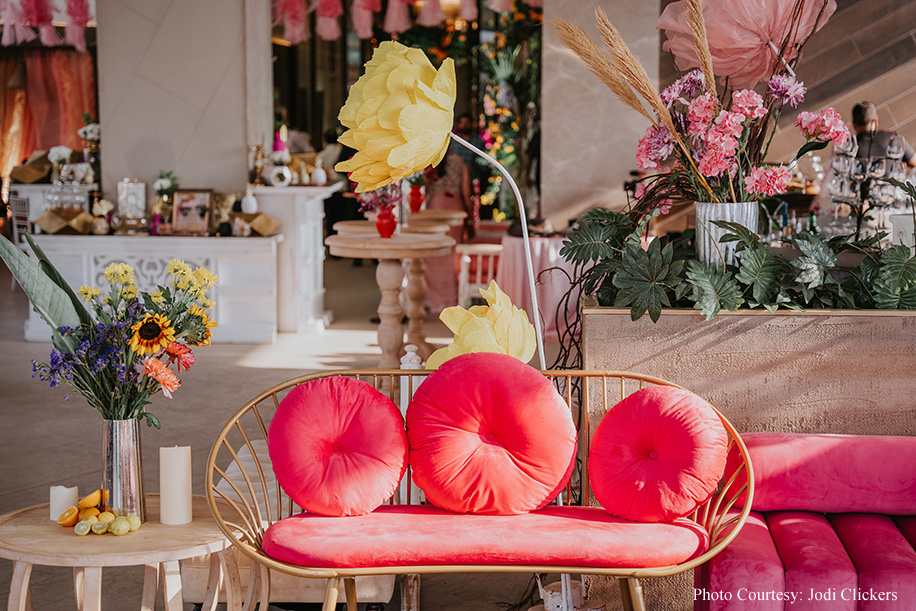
[426,280,537,369]
[335,41,456,193]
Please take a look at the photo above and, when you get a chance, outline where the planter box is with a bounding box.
[583,304,916,436]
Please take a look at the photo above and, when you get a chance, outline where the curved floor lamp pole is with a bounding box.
[449,132,547,370]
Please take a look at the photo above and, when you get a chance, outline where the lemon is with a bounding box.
[109,517,130,536]
[90,521,109,535]
[126,515,141,532]
[82,515,99,525]
[74,521,92,536]
[97,511,116,524]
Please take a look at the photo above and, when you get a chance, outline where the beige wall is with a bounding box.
[96,0,248,201]
[541,0,659,228]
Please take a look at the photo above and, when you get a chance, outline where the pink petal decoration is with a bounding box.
[38,23,60,46]
[416,0,444,27]
[485,0,512,13]
[383,0,411,34]
[275,0,309,45]
[526,0,541,6]
[316,0,343,40]
[460,0,478,21]
[65,0,90,52]
[351,1,373,39]
[20,0,59,45]
[4,0,37,45]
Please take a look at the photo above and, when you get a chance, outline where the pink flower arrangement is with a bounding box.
[795,108,850,147]
[744,165,792,196]
[357,183,402,213]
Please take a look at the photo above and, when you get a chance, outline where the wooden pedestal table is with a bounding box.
[332,220,449,236]
[0,495,241,611]
[408,208,467,228]
[325,233,454,366]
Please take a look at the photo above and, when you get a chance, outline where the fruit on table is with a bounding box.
[126,515,141,531]
[73,521,92,536]
[57,506,79,527]
[90,521,109,535]
[97,511,116,524]
[109,517,130,536]
[78,489,102,508]
[78,507,100,521]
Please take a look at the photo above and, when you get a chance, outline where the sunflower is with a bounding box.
[130,313,176,355]
[182,305,217,346]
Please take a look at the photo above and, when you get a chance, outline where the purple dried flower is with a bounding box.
[660,69,706,106]
[768,74,806,108]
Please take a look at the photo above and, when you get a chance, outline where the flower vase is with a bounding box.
[695,201,759,268]
[101,419,146,522]
[375,205,397,238]
[83,140,100,184]
[408,184,424,212]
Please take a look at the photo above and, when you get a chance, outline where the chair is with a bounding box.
[455,243,502,308]
[8,196,30,253]
[206,369,754,611]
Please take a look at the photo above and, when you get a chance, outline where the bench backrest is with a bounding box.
[726,432,916,514]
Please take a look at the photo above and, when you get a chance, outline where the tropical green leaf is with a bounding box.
[0,235,80,333]
[794,139,830,160]
[735,246,784,305]
[582,260,620,294]
[612,240,684,322]
[25,234,94,328]
[686,260,744,320]
[874,245,916,309]
[842,256,880,308]
[625,208,660,249]
[792,232,838,289]
[595,276,617,306]
[560,222,619,264]
[879,176,916,202]
[578,208,633,231]
[713,220,762,252]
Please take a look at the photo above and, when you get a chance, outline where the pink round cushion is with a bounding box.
[406,353,577,515]
[588,386,727,523]
[267,377,408,517]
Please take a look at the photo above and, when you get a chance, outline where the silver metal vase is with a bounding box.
[695,201,759,267]
[102,419,146,522]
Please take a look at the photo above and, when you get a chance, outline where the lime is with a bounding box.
[109,517,130,536]
[83,515,99,525]
[126,515,141,532]
[97,511,116,524]
[73,521,92,536]
[90,521,109,535]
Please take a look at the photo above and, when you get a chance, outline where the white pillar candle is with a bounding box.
[159,446,192,525]
[50,485,79,521]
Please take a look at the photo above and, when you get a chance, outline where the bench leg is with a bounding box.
[344,577,358,611]
[618,578,633,611]
[400,574,420,611]
[627,578,646,611]
[323,577,341,611]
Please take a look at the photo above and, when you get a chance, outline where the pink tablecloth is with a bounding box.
[495,235,576,341]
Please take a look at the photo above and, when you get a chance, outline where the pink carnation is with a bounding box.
[635,124,674,171]
[795,108,850,146]
[744,165,791,196]
[687,92,718,137]
[710,110,746,141]
[698,141,732,176]
[634,182,647,199]
[731,89,767,120]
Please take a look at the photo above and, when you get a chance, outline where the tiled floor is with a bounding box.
[0,256,546,610]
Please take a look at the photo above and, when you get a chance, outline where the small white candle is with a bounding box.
[50,485,79,521]
[160,446,192,525]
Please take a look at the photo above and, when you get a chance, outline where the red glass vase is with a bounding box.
[408,184,424,213]
[375,205,397,238]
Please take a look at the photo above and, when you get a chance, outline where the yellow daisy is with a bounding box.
[77,286,101,302]
[130,313,176,355]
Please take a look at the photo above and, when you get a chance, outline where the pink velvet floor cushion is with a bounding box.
[267,377,408,516]
[406,353,577,514]
[588,386,728,522]
[724,432,916,514]
[262,505,709,569]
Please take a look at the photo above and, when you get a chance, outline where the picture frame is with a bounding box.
[171,189,213,235]
[117,179,147,220]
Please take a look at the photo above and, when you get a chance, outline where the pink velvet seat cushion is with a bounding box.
[829,513,916,610]
[406,353,576,514]
[588,386,727,522]
[694,511,784,611]
[267,377,408,516]
[766,511,857,611]
[725,433,916,513]
[262,505,709,569]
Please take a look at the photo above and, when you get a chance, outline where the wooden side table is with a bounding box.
[332,220,450,236]
[325,233,454,366]
[0,495,241,611]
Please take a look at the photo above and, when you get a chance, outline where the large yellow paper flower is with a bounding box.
[426,280,537,370]
[335,41,456,193]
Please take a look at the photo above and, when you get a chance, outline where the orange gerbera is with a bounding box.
[142,358,180,398]
[130,313,176,355]
[164,342,195,373]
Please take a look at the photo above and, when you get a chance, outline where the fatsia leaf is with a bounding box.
[713,220,761,252]
[0,235,80,333]
[612,240,684,322]
[735,246,783,305]
[686,260,744,320]
[25,234,93,328]
[578,208,634,231]
[874,244,916,309]
[560,222,618,264]
[794,139,830,160]
[582,260,619,294]
[792,232,838,289]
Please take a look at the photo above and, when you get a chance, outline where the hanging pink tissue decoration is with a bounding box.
[65,0,91,53]
[383,0,411,34]
[485,0,512,13]
[460,0,478,22]
[275,0,308,45]
[20,0,59,46]
[316,0,343,40]
[526,0,541,6]
[2,0,36,45]
[352,0,380,39]
[416,0,444,27]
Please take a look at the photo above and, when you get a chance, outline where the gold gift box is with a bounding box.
[34,208,94,235]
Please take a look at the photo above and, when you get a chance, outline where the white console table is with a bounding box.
[25,235,281,344]
[252,184,340,333]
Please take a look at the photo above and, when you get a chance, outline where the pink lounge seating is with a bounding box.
[695,432,916,611]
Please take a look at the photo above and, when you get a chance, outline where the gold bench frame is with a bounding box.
[206,369,754,611]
